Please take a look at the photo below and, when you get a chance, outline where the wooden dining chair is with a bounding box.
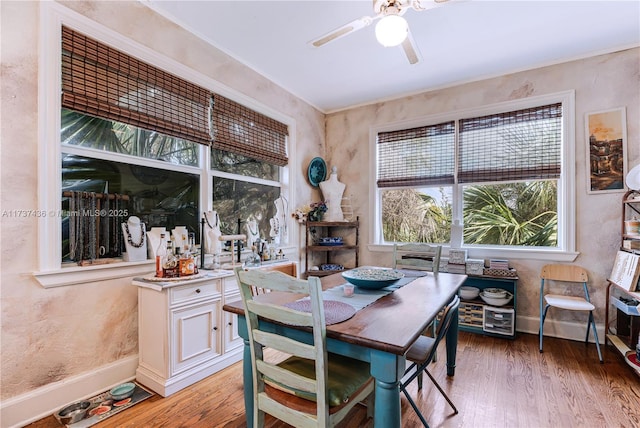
[247,262,297,296]
[393,243,442,274]
[234,267,375,427]
[400,295,460,428]
[539,264,603,363]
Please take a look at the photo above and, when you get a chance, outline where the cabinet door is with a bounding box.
[223,292,244,353]
[171,299,222,376]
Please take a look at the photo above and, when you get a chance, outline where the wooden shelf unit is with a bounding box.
[303,217,359,278]
[604,190,640,376]
[622,190,640,253]
[458,275,518,339]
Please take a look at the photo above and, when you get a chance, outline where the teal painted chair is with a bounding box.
[235,267,375,427]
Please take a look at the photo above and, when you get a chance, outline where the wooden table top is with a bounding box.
[223,271,467,356]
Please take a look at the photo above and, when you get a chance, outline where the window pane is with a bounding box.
[458,103,562,183]
[62,109,200,167]
[211,149,279,181]
[462,181,558,247]
[212,177,281,246]
[377,122,455,187]
[381,187,452,243]
[62,153,200,262]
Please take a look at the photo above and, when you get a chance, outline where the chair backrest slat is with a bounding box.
[394,243,442,273]
[541,264,588,283]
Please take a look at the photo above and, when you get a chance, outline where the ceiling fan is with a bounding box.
[309,0,449,65]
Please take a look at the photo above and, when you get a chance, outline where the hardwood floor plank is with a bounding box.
[26,332,640,428]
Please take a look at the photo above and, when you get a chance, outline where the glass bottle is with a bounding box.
[163,241,178,278]
[244,245,262,267]
[155,233,167,278]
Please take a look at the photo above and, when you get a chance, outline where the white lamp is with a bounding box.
[375,14,409,47]
[626,163,640,191]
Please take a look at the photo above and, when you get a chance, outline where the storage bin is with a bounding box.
[483,306,515,336]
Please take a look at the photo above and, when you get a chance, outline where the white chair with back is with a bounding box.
[393,243,442,274]
[234,267,375,427]
[539,263,603,363]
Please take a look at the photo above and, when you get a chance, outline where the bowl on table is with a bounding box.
[342,267,404,290]
[479,291,513,306]
[459,286,480,300]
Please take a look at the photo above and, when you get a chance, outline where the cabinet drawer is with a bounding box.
[170,281,220,306]
[483,306,515,336]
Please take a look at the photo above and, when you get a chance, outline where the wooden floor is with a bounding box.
[27,332,640,428]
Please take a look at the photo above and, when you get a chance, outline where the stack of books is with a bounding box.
[489,259,509,270]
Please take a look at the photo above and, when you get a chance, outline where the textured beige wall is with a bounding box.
[0,0,323,400]
[325,47,640,323]
[1,0,638,406]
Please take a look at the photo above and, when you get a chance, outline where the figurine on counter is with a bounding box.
[204,210,222,255]
[319,166,346,222]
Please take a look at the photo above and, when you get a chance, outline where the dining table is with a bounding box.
[222,268,467,428]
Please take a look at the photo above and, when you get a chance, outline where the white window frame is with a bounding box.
[35,3,295,288]
[369,91,578,262]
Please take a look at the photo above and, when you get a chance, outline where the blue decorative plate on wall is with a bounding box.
[307,157,327,187]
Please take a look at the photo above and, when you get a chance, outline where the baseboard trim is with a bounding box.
[0,355,138,428]
[516,315,605,344]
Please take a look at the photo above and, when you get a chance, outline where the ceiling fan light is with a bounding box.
[375,15,409,47]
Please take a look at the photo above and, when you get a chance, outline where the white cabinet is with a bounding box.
[134,272,243,397]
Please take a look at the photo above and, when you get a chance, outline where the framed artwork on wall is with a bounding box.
[585,107,628,194]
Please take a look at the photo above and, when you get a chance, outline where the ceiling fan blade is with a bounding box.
[309,16,374,48]
[401,29,421,65]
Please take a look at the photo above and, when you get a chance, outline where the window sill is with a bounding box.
[34,260,154,289]
[368,244,579,263]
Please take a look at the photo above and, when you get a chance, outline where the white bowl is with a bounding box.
[483,287,508,298]
[459,286,480,300]
[480,291,513,307]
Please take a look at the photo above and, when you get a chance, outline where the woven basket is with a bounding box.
[483,268,517,278]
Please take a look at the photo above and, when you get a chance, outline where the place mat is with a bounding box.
[63,382,153,428]
[284,299,356,325]
[322,272,427,312]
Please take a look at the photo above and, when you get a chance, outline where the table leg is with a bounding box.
[370,351,404,428]
[446,306,459,376]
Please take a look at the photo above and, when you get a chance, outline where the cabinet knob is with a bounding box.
[195,288,201,293]
[212,326,218,331]
[228,322,233,326]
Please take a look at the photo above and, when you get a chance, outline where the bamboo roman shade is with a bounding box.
[211,95,288,166]
[458,103,562,183]
[377,122,455,188]
[61,26,212,146]
[61,26,288,165]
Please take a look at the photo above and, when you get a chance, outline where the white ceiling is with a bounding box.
[145,0,640,113]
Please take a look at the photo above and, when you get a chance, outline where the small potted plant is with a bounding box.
[307,201,327,222]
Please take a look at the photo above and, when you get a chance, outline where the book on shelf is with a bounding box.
[623,240,640,250]
[609,250,640,292]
